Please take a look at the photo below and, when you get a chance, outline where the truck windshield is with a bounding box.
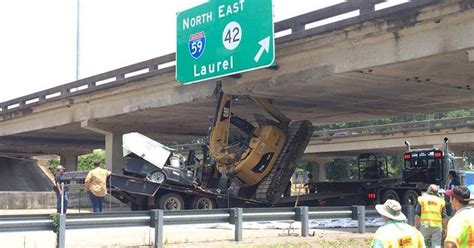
[405,151,442,169]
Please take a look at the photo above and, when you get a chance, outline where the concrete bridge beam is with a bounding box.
[81,120,125,174]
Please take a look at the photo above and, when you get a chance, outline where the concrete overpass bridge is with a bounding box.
[303,116,474,180]
[307,116,474,157]
[1,0,474,173]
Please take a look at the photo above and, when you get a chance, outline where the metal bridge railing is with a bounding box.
[0,205,415,248]
[0,0,441,117]
[313,116,474,139]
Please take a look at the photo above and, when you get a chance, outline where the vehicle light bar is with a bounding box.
[367,193,377,199]
[403,153,412,160]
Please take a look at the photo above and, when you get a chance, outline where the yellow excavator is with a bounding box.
[208,89,313,203]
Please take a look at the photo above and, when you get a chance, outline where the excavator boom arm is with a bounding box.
[209,92,232,159]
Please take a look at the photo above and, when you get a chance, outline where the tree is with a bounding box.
[77,150,105,171]
[295,162,313,173]
[314,108,474,131]
[387,155,404,177]
[325,158,356,181]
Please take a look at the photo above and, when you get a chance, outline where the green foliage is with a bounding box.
[50,213,60,233]
[314,108,474,131]
[325,158,356,181]
[78,150,105,171]
[295,162,313,173]
[387,155,404,177]
[48,158,60,175]
[50,213,60,248]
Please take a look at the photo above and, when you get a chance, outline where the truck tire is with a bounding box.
[381,189,400,203]
[156,193,184,210]
[146,170,166,184]
[190,196,215,210]
[402,190,419,205]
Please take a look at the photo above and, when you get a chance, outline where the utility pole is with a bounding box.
[75,0,81,80]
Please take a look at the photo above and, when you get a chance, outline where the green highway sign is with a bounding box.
[176,0,274,84]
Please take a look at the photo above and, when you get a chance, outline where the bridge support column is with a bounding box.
[81,120,125,174]
[59,152,79,171]
[104,132,125,174]
[312,158,332,181]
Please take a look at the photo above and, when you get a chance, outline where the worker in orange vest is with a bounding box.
[415,184,447,248]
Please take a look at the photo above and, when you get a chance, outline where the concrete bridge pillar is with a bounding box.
[104,132,125,174]
[59,152,79,171]
[81,120,125,174]
[312,158,333,182]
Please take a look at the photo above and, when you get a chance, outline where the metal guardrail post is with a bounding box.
[406,205,415,226]
[230,208,243,242]
[295,206,309,237]
[61,182,65,214]
[58,214,66,248]
[151,210,164,248]
[357,206,366,234]
[351,206,358,220]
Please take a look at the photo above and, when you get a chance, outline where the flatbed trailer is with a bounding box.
[275,178,421,207]
[110,174,421,210]
[110,174,268,210]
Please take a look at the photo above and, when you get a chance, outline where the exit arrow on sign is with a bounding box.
[254,36,270,63]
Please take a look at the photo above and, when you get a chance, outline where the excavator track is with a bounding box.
[255,120,313,203]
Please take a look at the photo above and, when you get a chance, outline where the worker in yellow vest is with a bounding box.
[415,184,447,248]
[371,199,425,248]
[444,186,474,248]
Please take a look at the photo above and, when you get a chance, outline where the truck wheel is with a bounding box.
[381,189,400,203]
[402,190,419,205]
[190,196,215,210]
[146,170,166,184]
[157,193,184,210]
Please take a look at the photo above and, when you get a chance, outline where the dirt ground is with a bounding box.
[161,227,375,248]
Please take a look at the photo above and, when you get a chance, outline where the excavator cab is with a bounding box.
[208,92,286,187]
[208,89,313,203]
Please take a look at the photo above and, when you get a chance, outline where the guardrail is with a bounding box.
[313,116,474,139]
[0,214,53,232]
[0,205,415,248]
[0,0,441,117]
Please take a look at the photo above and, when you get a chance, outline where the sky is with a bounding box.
[0,0,407,102]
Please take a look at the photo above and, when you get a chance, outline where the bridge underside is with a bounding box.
[2,48,474,156]
[1,0,474,158]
